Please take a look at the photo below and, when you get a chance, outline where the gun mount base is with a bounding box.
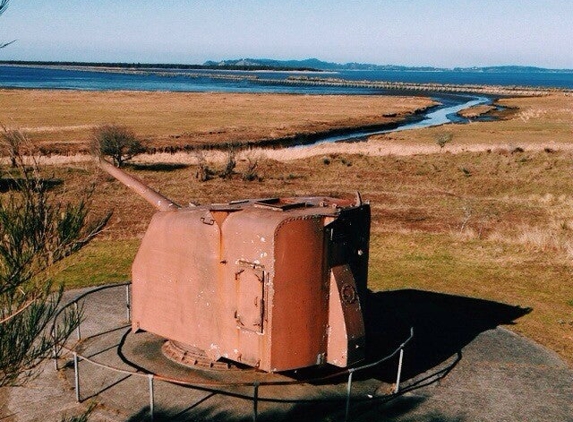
[162,340,242,371]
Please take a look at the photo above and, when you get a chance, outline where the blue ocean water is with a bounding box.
[0,65,378,94]
[1,65,572,92]
[333,69,573,88]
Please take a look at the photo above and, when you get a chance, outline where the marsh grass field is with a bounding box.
[0,89,435,153]
[2,89,573,367]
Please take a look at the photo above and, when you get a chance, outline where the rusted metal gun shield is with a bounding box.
[101,160,371,372]
[268,216,329,371]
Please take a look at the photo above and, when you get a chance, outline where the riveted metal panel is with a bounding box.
[218,208,286,368]
[269,216,329,372]
[131,209,220,350]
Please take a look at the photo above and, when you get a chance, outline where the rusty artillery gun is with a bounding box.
[101,159,370,372]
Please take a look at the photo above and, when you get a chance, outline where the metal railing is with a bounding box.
[51,283,414,422]
[51,282,131,371]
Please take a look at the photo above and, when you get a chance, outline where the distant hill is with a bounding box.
[1,59,570,73]
[452,65,569,73]
[203,58,572,73]
[202,58,428,71]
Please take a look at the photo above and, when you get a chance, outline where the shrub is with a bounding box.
[0,126,26,168]
[91,124,144,168]
[242,154,261,182]
[194,151,215,182]
[436,132,453,150]
[219,146,236,179]
[0,132,110,386]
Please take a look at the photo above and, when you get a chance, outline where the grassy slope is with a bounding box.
[45,148,573,366]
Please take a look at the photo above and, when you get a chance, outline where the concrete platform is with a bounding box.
[1,285,572,421]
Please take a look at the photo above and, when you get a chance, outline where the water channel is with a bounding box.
[299,94,492,147]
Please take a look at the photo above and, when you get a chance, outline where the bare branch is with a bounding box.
[0,40,16,49]
[0,0,16,50]
[0,0,9,16]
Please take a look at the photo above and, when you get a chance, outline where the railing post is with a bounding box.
[394,348,404,394]
[73,352,81,402]
[53,342,59,371]
[74,302,81,340]
[253,381,259,422]
[345,369,355,422]
[148,374,154,421]
[126,284,131,322]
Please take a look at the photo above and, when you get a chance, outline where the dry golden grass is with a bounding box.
[377,93,573,150]
[40,146,573,367]
[2,90,573,368]
[206,93,573,162]
[457,104,496,118]
[0,89,434,154]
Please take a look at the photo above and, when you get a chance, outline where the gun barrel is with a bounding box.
[99,159,181,211]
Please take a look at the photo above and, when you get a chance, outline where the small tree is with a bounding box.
[0,131,110,386]
[91,124,144,168]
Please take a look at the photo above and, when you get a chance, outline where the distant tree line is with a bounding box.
[0,60,322,72]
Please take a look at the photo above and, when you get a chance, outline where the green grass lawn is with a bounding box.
[369,231,573,362]
[52,239,138,289]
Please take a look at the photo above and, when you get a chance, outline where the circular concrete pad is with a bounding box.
[1,285,571,421]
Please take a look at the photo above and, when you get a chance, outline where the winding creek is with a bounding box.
[298,94,493,147]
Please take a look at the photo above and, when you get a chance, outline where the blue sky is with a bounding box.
[1,0,572,68]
